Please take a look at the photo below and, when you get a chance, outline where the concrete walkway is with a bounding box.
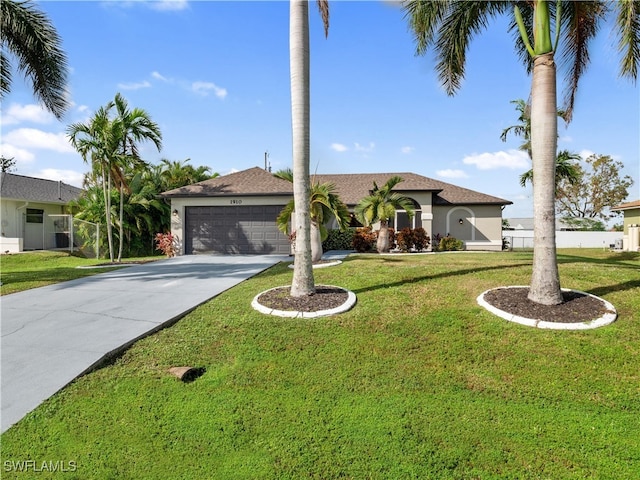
[1,254,288,433]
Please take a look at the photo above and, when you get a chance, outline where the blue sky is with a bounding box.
[2,0,638,220]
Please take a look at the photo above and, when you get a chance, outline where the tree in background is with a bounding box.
[1,0,69,119]
[555,153,634,223]
[519,150,581,189]
[157,158,218,191]
[501,98,580,190]
[274,168,350,263]
[1,156,17,172]
[354,176,415,254]
[404,0,639,305]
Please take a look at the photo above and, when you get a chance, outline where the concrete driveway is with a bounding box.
[1,254,288,433]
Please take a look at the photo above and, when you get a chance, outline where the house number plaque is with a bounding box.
[230,199,242,205]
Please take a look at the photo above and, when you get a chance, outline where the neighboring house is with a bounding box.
[611,200,640,251]
[0,173,83,253]
[161,166,512,255]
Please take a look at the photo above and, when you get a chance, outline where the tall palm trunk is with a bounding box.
[117,185,124,262]
[310,221,323,263]
[529,52,562,305]
[289,0,315,297]
[376,220,390,253]
[102,165,114,262]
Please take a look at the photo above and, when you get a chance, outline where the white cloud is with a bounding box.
[148,0,189,11]
[151,71,170,82]
[1,103,54,126]
[436,169,468,179]
[3,128,75,154]
[117,80,152,90]
[579,149,594,160]
[462,149,529,170]
[330,143,349,152]
[192,81,227,99]
[0,144,35,163]
[354,142,375,153]
[401,146,414,154]
[32,169,85,188]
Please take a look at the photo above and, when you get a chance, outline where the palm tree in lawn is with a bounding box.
[289,0,329,297]
[111,93,162,262]
[68,105,119,262]
[273,168,351,263]
[1,0,69,118]
[354,176,415,254]
[404,0,639,305]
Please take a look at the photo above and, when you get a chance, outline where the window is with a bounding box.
[26,208,44,224]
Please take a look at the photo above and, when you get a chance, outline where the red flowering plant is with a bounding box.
[155,232,176,257]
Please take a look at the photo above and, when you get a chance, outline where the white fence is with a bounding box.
[504,231,623,250]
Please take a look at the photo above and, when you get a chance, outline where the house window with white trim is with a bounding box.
[26,208,44,224]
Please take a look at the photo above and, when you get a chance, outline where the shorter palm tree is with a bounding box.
[519,150,581,189]
[274,169,350,262]
[354,176,415,253]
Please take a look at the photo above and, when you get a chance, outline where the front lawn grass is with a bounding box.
[2,249,639,479]
[0,251,161,295]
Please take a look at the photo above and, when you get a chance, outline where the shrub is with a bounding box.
[395,227,430,252]
[413,227,430,251]
[396,228,414,252]
[438,236,464,252]
[155,232,176,257]
[352,227,376,253]
[322,228,356,252]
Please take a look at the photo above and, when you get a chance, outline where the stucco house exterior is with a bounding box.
[161,167,512,255]
[0,173,83,253]
[611,200,640,251]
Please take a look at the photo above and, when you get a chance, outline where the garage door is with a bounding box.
[185,205,290,254]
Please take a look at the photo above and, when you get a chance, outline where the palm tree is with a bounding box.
[158,158,218,191]
[519,150,581,189]
[501,98,580,190]
[274,168,350,262]
[111,93,162,262]
[1,0,69,119]
[289,0,329,297]
[404,0,639,305]
[500,99,532,157]
[354,176,415,254]
[68,104,119,261]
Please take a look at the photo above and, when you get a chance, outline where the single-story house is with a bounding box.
[0,172,83,253]
[611,200,640,251]
[160,166,512,255]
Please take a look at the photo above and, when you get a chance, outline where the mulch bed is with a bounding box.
[257,284,610,322]
[482,287,611,323]
[256,286,349,312]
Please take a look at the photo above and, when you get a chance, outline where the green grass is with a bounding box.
[0,251,161,295]
[1,249,639,479]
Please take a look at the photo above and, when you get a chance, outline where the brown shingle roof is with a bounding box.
[160,166,512,206]
[611,200,640,211]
